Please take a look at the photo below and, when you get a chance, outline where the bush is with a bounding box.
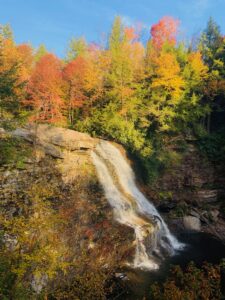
[149,262,221,300]
[0,136,31,167]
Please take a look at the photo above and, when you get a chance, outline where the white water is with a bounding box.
[91,140,183,270]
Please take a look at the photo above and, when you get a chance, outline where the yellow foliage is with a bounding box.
[186,51,208,86]
[151,52,184,103]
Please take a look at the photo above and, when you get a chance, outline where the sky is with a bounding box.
[0,0,225,57]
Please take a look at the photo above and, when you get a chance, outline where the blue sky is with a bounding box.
[0,0,224,57]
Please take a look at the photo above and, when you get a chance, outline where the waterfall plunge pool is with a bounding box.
[118,232,225,299]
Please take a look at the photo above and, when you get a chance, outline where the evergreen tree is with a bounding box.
[200,17,222,69]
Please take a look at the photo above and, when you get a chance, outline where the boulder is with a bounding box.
[183,215,201,232]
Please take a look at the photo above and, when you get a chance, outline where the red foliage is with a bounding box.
[27,53,65,123]
[63,56,88,108]
[150,16,179,49]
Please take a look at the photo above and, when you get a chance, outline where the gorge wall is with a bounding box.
[1,124,225,294]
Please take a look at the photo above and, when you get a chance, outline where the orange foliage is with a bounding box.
[151,16,179,49]
[63,56,88,108]
[27,54,65,123]
[84,48,108,102]
[0,39,18,71]
[17,44,34,81]
[124,27,138,42]
[0,39,29,99]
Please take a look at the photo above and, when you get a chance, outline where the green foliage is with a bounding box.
[158,191,173,201]
[0,62,23,117]
[0,24,13,40]
[66,37,87,61]
[35,44,48,62]
[200,17,222,69]
[109,16,124,53]
[77,102,152,155]
[0,136,31,167]
[197,128,225,164]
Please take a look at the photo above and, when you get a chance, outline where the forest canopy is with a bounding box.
[1,16,225,180]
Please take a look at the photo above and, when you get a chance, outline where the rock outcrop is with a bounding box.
[13,124,98,158]
[1,124,134,294]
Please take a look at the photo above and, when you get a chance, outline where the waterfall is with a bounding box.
[91,140,184,270]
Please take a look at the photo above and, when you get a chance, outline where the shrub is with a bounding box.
[149,262,221,300]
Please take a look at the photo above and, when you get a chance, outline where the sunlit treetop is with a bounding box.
[150,16,180,49]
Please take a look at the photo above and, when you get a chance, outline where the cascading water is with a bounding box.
[91,140,184,270]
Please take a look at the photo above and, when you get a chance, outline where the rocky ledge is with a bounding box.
[12,124,98,159]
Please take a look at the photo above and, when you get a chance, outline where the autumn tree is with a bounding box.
[17,44,34,82]
[63,56,88,125]
[27,54,65,124]
[83,45,108,109]
[0,24,26,123]
[151,16,179,49]
[147,51,184,131]
[108,17,145,114]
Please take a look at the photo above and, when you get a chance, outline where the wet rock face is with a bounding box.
[13,124,98,158]
[150,143,216,204]
[142,141,225,243]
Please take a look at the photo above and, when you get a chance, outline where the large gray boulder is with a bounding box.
[12,124,98,158]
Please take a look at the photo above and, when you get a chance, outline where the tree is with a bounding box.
[34,44,48,62]
[0,24,13,40]
[150,16,179,49]
[17,44,34,82]
[83,45,107,108]
[200,17,222,69]
[177,51,209,129]
[63,56,88,125]
[107,17,144,115]
[200,18,225,132]
[147,51,184,131]
[27,54,65,124]
[66,37,87,62]
[0,25,25,122]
